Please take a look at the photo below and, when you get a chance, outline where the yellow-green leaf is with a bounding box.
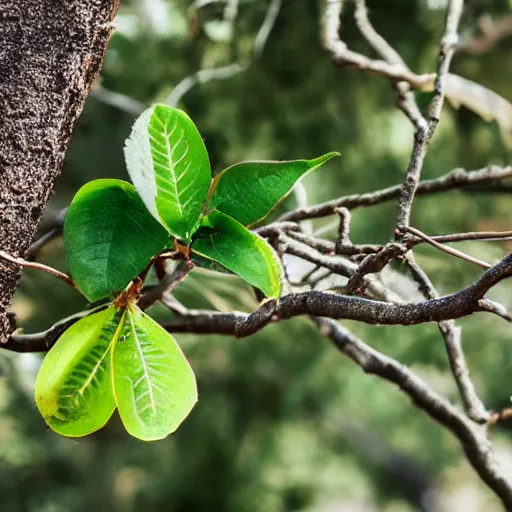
[112,305,198,441]
[34,307,123,437]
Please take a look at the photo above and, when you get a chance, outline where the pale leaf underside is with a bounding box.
[113,305,198,441]
[125,104,212,242]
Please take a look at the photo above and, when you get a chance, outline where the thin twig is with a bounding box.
[344,243,406,295]
[5,305,109,352]
[322,0,435,89]
[27,228,61,260]
[166,63,247,107]
[313,317,512,509]
[407,226,492,269]
[405,253,490,423]
[462,14,512,55]
[284,228,512,261]
[309,268,332,289]
[281,235,402,302]
[478,299,512,322]
[90,84,146,115]
[139,260,195,310]
[415,230,512,244]
[395,0,463,237]
[287,231,336,254]
[354,0,426,128]
[28,207,67,260]
[0,250,77,290]
[253,0,282,59]
[279,165,512,222]
[166,0,282,106]
[334,207,352,253]
[292,263,321,286]
[489,407,512,426]
[255,221,301,237]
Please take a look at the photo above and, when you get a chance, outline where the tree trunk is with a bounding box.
[0,0,120,342]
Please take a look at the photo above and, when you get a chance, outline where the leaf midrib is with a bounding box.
[78,310,125,398]
[128,311,157,418]
[160,118,183,215]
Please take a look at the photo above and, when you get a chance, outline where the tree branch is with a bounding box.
[395,0,463,237]
[322,0,435,89]
[279,165,512,222]
[0,250,78,290]
[313,317,512,509]
[406,226,493,270]
[353,0,426,128]
[7,248,512,353]
[462,14,512,55]
[164,252,511,334]
[405,253,490,423]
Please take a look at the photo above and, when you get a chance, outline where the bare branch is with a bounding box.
[281,235,399,301]
[139,260,195,310]
[407,226,493,270]
[5,305,108,353]
[478,299,512,322]
[280,165,512,222]
[287,230,380,256]
[90,84,145,115]
[252,0,282,59]
[462,14,512,55]
[281,226,512,263]
[395,0,464,237]
[0,250,77,290]
[255,221,301,237]
[166,0,282,107]
[156,252,512,334]
[334,207,352,253]
[166,63,247,107]
[354,0,426,128]
[489,407,512,426]
[313,317,512,509]
[405,254,490,423]
[413,230,512,244]
[27,207,67,260]
[344,244,406,295]
[322,0,435,89]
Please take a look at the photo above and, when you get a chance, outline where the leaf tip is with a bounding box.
[312,151,341,166]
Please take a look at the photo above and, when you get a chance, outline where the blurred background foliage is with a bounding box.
[2,0,512,510]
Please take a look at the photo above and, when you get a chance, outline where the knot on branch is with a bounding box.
[345,243,407,294]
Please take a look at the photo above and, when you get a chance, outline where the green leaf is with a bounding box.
[124,104,212,242]
[190,252,233,275]
[64,179,170,302]
[208,152,340,226]
[34,307,122,437]
[191,210,282,298]
[112,304,198,441]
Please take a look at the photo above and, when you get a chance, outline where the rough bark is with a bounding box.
[0,0,120,342]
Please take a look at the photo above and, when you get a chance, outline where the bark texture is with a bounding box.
[0,0,120,342]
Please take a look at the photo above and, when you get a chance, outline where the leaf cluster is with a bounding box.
[35,104,338,440]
